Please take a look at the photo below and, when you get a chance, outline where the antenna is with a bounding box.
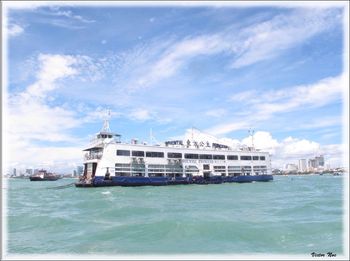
[150,128,153,145]
[248,128,255,148]
[149,128,159,145]
[101,109,111,132]
[248,128,255,175]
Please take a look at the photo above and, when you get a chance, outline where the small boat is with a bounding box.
[30,169,61,181]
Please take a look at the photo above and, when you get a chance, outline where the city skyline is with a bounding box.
[7,165,84,176]
[3,2,348,172]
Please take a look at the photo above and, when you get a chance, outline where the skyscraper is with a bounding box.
[77,166,84,176]
[308,159,317,171]
[315,155,325,167]
[298,159,307,172]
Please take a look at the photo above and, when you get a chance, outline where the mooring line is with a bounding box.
[47,182,76,189]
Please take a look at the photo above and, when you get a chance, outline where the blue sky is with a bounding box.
[3,2,348,172]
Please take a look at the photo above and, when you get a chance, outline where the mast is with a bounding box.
[248,128,255,175]
[101,109,111,133]
[149,128,159,145]
[191,126,194,142]
[150,128,152,145]
[248,128,255,149]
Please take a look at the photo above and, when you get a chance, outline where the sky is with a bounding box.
[2,1,349,173]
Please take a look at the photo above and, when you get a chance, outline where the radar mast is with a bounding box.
[101,109,111,133]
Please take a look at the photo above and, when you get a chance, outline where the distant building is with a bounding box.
[13,168,17,176]
[308,155,325,172]
[285,163,298,173]
[272,169,282,175]
[25,169,33,176]
[77,166,84,176]
[308,159,317,171]
[315,155,324,167]
[298,159,307,172]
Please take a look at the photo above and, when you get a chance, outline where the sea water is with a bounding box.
[4,175,345,257]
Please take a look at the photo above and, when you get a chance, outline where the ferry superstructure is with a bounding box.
[76,118,273,187]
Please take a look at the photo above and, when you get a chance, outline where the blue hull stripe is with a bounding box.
[83,175,273,187]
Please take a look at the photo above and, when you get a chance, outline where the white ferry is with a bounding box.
[75,117,273,187]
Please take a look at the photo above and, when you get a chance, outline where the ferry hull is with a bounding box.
[75,182,94,187]
[224,174,273,183]
[75,175,273,187]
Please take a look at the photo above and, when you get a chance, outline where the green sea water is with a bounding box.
[4,175,345,257]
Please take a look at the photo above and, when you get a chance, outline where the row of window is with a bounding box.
[116,150,266,161]
[117,150,165,158]
[116,163,267,169]
[115,164,267,176]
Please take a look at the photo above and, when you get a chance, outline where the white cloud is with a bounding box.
[217,137,241,148]
[15,6,96,30]
[5,54,96,171]
[206,122,250,136]
[205,109,227,118]
[210,73,345,136]
[182,128,240,148]
[6,144,84,174]
[255,74,345,117]
[128,8,340,90]
[319,144,346,168]
[320,132,338,140]
[3,7,344,172]
[26,54,79,98]
[7,23,24,37]
[82,107,122,124]
[50,9,95,23]
[3,1,53,10]
[297,117,342,130]
[241,131,279,151]
[241,131,320,158]
[231,8,341,68]
[239,131,345,169]
[6,103,83,172]
[64,7,342,127]
[129,109,152,121]
[178,129,344,169]
[230,90,256,102]
[279,136,320,156]
[8,54,82,140]
[134,34,225,88]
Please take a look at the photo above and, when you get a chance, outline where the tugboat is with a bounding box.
[29,169,61,181]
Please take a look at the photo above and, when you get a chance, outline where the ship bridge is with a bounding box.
[83,111,121,152]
